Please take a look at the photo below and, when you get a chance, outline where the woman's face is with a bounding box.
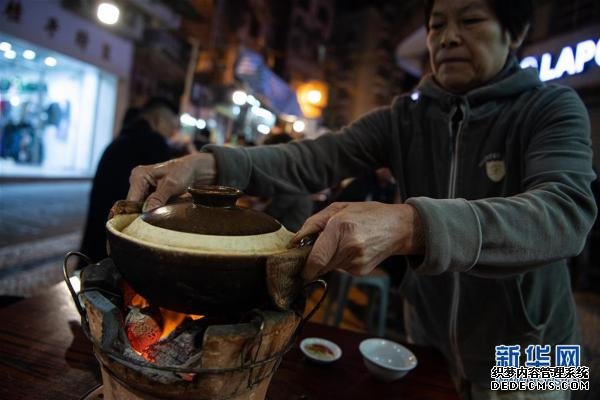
[426,0,518,94]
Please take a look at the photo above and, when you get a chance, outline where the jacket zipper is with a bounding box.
[448,101,466,379]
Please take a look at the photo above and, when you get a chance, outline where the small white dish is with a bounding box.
[300,337,342,364]
[359,338,418,382]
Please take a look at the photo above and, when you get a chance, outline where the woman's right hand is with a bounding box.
[127,153,217,211]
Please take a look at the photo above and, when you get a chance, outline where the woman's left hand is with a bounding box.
[291,202,424,281]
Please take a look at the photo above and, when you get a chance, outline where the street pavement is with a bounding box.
[0,181,91,296]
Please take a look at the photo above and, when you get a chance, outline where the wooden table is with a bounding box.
[0,283,458,400]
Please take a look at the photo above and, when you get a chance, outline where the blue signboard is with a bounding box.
[234,47,303,117]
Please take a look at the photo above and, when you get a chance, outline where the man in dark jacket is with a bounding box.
[80,97,179,263]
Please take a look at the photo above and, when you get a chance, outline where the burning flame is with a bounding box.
[124,289,204,361]
[158,308,188,339]
[160,308,204,339]
[130,294,150,309]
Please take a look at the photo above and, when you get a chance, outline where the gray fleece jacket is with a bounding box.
[205,56,596,384]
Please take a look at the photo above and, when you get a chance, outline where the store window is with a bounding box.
[0,33,116,178]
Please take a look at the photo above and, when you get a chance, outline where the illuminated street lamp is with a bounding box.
[307,90,322,105]
[296,81,328,119]
[257,124,271,135]
[292,120,306,133]
[196,119,206,129]
[180,113,197,127]
[232,90,247,106]
[97,2,120,25]
[246,95,260,107]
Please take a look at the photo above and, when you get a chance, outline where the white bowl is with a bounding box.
[300,337,342,364]
[359,338,418,382]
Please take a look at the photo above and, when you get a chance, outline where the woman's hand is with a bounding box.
[127,153,217,211]
[292,202,424,281]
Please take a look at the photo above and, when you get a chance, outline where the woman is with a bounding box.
[126,1,595,398]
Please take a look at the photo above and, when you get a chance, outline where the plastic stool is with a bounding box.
[322,269,390,337]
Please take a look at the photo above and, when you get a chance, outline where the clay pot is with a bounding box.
[106,186,311,314]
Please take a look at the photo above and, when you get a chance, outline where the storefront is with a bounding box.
[517,25,600,168]
[0,0,132,178]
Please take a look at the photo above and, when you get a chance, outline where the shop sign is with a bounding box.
[520,38,600,81]
[0,0,131,78]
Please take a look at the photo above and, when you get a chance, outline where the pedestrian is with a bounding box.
[80,97,179,263]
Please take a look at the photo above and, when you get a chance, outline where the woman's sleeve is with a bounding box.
[406,87,597,277]
[203,106,394,197]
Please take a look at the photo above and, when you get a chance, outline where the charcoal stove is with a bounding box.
[64,252,326,400]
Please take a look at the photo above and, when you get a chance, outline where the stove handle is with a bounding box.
[296,278,328,334]
[62,251,91,320]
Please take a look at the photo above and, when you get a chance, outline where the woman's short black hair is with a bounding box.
[424,0,533,40]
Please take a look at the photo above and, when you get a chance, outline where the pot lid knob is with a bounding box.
[188,185,242,208]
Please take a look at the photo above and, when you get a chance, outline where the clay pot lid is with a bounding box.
[141,185,281,236]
